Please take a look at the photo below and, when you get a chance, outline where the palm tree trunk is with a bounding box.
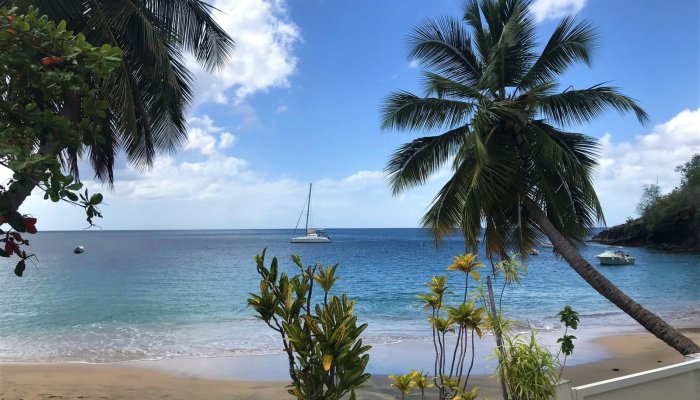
[487,276,509,400]
[524,199,700,355]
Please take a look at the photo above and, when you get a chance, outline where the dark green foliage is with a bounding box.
[557,305,579,330]
[606,154,700,250]
[636,184,661,217]
[557,334,576,357]
[0,6,116,275]
[248,250,371,400]
[1,0,234,182]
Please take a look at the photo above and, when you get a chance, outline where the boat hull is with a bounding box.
[596,256,635,265]
[291,236,331,243]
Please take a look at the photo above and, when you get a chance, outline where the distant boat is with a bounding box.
[73,246,85,254]
[540,241,554,248]
[527,248,539,255]
[291,183,331,244]
[595,247,635,265]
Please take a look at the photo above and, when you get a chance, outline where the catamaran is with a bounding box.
[291,183,331,243]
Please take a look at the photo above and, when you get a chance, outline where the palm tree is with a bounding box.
[381,0,699,355]
[1,0,233,189]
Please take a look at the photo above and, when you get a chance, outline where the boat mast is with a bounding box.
[305,183,312,233]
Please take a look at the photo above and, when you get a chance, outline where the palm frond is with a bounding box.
[386,126,468,195]
[518,17,597,90]
[408,17,483,86]
[381,91,476,131]
[147,0,234,71]
[479,0,537,92]
[421,164,473,244]
[421,72,488,101]
[462,0,492,65]
[538,84,649,126]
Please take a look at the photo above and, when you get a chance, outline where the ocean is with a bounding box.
[1,229,699,364]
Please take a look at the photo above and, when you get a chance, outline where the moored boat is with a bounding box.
[73,245,85,254]
[595,247,635,265]
[291,184,331,243]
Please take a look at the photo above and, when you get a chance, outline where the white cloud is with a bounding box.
[594,108,700,224]
[530,0,586,22]
[189,0,300,105]
[185,115,236,155]
[219,133,236,149]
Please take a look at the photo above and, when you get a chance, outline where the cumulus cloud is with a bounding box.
[189,0,300,105]
[96,162,418,229]
[594,108,700,224]
[185,115,236,155]
[530,0,586,22]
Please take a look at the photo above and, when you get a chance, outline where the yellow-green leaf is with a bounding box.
[323,354,333,371]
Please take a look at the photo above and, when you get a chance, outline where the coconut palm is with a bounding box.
[1,0,233,184]
[381,0,699,355]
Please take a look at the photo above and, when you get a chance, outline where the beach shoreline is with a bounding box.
[1,328,697,399]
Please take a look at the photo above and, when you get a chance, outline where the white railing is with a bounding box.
[559,354,700,400]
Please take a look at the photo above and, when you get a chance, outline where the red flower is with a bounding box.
[24,217,37,234]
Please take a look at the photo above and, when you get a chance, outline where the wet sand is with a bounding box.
[1,329,698,399]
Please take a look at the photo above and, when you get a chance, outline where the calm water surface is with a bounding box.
[1,229,698,362]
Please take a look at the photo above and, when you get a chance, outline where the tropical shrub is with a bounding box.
[393,253,486,400]
[481,256,578,400]
[248,250,371,400]
[0,7,120,275]
[497,332,560,400]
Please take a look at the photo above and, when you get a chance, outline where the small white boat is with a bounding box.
[292,228,331,243]
[595,247,635,265]
[73,245,85,254]
[291,184,331,244]
[540,241,554,248]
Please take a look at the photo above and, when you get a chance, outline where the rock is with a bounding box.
[591,207,699,252]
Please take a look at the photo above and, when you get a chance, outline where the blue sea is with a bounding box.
[1,229,699,364]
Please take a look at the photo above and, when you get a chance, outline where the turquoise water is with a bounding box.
[0,229,698,362]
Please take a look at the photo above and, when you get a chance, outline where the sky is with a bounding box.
[9,0,700,230]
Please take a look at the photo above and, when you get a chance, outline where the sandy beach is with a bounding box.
[1,329,697,400]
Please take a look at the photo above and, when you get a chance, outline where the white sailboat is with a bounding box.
[291,184,331,243]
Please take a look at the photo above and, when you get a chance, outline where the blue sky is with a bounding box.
[12,0,700,230]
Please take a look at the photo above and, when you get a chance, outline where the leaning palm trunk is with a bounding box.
[525,199,700,355]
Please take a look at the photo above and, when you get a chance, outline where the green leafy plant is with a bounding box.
[248,250,371,400]
[497,332,561,400]
[556,305,579,377]
[389,373,415,400]
[0,6,119,275]
[398,253,487,400]
[480,255,579,400]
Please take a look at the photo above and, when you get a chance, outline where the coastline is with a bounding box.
[1,328,697,399]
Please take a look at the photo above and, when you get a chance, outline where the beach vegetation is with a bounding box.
[405,253,487,399]
[380,0,699,354]
[389,373,416,400]
[497,332,560,400]
[493,305,578,400]
[249,250,371,400]
[0,0,233,223]
[481,256,579,399]
[0,6,117,275]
